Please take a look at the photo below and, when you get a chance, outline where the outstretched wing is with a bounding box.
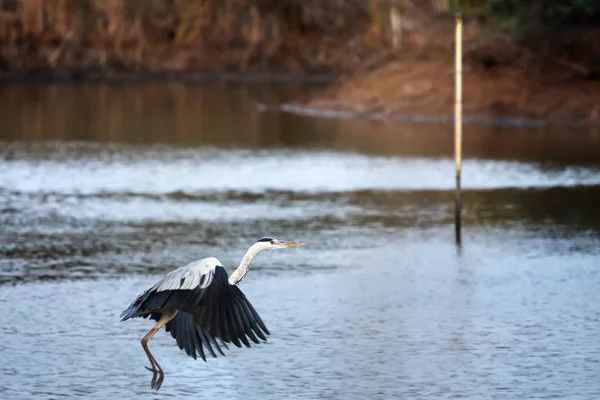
[121,261,270,350]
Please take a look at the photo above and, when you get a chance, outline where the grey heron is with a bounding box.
[120,237,304,390]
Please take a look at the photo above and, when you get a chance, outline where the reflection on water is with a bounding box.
[1,83,600,164]
[1,83,600,399]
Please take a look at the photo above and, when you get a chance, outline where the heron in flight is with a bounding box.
[120,237,304,390]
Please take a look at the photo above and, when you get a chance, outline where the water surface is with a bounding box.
[1,83,600,399]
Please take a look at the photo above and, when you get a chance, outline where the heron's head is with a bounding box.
[255,237,304,251]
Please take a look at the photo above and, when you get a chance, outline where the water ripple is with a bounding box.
[2,145,600,195]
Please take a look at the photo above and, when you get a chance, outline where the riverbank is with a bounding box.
[286,22,600,127]
[285,58,600,126]
[0,69,336,83]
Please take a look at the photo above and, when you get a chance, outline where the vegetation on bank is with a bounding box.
[457,0,600,78]
[465,0,600,30]
[0,0,598,78]
[0,0,386,75]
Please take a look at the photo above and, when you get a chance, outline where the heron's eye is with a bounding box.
[270,240,275,244]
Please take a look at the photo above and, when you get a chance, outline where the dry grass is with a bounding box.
[0,0,397,74]
[1,0,598,79]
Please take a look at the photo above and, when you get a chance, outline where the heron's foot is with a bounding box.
[145,365,164,390]
[151,370,164,391]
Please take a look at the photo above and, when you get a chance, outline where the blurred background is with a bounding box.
[1,1,600,399]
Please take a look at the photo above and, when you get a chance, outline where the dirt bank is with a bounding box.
[289,59,600,126]
[290,25,600,126]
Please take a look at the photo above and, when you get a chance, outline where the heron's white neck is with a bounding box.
[228,243,266,285]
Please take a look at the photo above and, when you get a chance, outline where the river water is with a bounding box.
[1,83,600,399]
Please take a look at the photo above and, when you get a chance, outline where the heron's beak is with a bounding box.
[283,241,304,247]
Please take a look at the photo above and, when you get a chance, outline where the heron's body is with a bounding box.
[121,238,303,390]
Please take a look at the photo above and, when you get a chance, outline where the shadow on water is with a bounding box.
[1,83,600,399]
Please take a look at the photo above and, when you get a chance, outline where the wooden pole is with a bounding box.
[454,12,463,246]
[390,5,402,50]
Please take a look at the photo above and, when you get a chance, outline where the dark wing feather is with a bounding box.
[146,311,227,362]
[187,266,270,348]
[166,312,212,361]
[169,311,199,359]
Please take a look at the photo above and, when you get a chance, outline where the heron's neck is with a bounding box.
[228,244,263,285]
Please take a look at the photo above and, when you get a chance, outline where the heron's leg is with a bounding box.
[141,308,178,390]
